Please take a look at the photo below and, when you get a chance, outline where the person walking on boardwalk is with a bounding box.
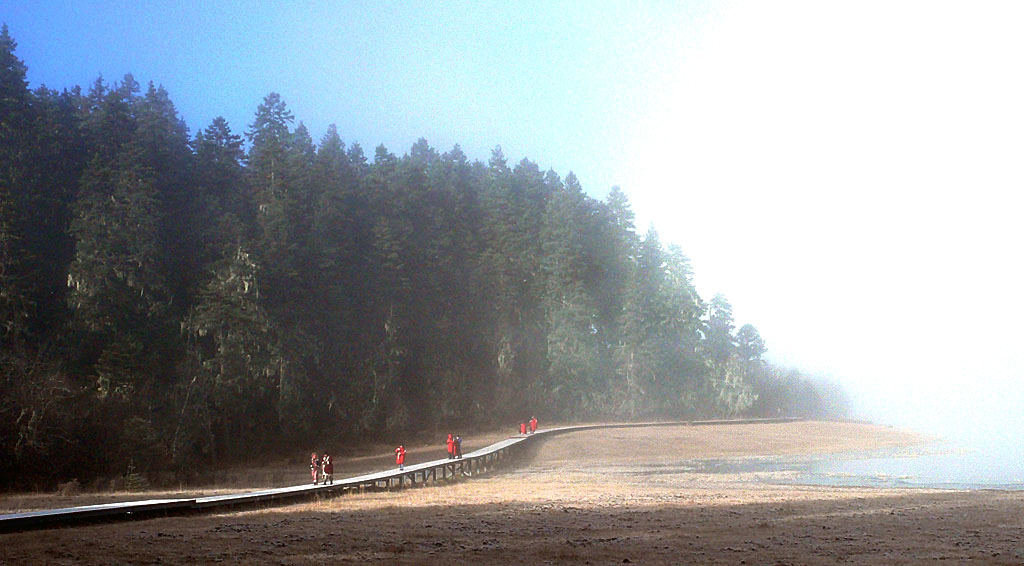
[529,416,538,434]
[446,433,455,459]
[310,452,321,485]
[321,452,334,485]
[519,421,527,435]
[455,435,463,459]
[395,445,406,470]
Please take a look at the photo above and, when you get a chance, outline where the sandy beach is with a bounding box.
[2,420,1023,565]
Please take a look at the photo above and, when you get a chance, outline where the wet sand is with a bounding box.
[3,420,1023,565]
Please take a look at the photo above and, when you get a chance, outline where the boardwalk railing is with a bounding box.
[0,417,800,532]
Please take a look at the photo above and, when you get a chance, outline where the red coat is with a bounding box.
[395,446,406,465]
[529,417,538,432]
[322,455,333,474]
[446,434,454,454]
[520,422,527,434]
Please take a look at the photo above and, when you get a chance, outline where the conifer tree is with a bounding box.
[736,323,766,362]
[706,293,737,362]
[181,246,282,462]
[20,86,85,335]
[0,24,33,341]
[192,116,248,263]
[541,171,605,413]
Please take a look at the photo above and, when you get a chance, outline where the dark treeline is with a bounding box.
[0,27,845,488]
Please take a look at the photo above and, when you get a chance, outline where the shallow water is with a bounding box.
[690,442,1024,490]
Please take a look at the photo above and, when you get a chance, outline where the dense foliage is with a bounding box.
[0,27,845,488]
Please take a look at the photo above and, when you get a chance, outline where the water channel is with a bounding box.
[690,440,1024,490]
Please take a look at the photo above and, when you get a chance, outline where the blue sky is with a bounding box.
[3,0,710,198]
[5,1,1024,434]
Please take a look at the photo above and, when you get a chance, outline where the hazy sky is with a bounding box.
[5,1,1023,434]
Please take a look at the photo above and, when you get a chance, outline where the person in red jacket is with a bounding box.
[321,452,334,485]
[446,433,455,459]
[519,422,527,435]
[529,416,538,434]
[310,452,321,485]
[395,445,406,470]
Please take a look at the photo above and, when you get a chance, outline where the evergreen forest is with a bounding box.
[0,26,846,488]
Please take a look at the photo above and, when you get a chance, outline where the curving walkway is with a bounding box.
[0,417,799,532]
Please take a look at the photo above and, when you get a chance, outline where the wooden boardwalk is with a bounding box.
[0,417,799,532]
